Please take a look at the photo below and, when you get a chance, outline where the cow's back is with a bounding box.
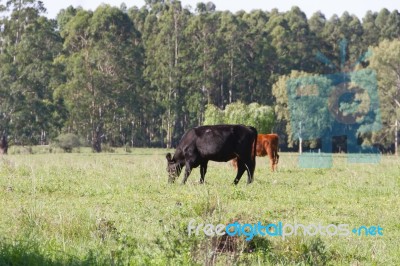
[257,134,278,156]
[194,125,255,162]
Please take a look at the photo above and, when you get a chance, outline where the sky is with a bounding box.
[41,0,399,19]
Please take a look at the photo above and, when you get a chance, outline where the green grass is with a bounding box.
[0,149,399,265]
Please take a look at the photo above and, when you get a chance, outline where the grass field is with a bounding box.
[0,147,399,265]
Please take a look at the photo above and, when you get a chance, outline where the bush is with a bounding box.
[55,134,81,153]
[124,144,132,153]
[204,104,225,125]
[102,144,115,153]
[204,102,275,133]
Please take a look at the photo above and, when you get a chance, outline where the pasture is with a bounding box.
[0,147,399,265]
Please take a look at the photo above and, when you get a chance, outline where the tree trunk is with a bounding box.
[299,122,302,154]
[220,73,224,108]
[396,79,399,156]
[299,137,302,154]
[92,124,102,153]
[167,107,172,148]
[40,130,46,145]
[229,57,233,103]
[395,119,398,156]
[0,135,8,155]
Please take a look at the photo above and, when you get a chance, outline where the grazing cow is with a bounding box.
[166,125,257,185]
[232,134,279,172]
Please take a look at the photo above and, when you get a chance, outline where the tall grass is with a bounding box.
[0,149,398,265]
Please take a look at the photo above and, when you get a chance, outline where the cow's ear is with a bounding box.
[166,153,172,162]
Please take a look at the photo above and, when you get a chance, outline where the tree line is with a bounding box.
[0,0,399,152]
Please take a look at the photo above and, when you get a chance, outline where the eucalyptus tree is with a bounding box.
[265,9,291,76]
[284,6,316,72]
[369,39,400,155]
[217,11,251,104]
[309,11,334,74]
[183,3,222,125]
[143,0,191,147]
[239,10,276,105]
[383,10,400,39]
[0,0,64,144]
[317,13,361,72]
[338,12,364,62]
[272,71,334,149]
[375,8,391,41]
[56,5,144,151]
[362,11,380,47]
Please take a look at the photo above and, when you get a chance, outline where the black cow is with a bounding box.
[166,125,257,185]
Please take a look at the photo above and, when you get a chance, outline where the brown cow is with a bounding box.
[232,134,279,172]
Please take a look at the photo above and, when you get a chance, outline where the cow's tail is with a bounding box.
[275,136,279,164]
[251,128,258,163]
[250,127,257,165]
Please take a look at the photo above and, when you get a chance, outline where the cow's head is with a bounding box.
[166,153,182,183]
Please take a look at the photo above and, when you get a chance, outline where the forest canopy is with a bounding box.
[0,0,398,153]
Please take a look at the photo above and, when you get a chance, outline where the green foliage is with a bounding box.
[56,133,81,152]
[101,144,115,153]
[273,71,338,146]
[204,102,275,133]
[286,72,334,142]
[0,0,64,144]
[203,104,225,125]
[224,102,249,124]
[55,5,144,150]
[247,103,275,134]
[1,1,400,150]
[369,39,400,152]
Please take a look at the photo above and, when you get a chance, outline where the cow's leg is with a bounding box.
[182,150,201,184]
[271,153,276,171]
[182,161,193,184]
[270,155,275,172]
[266,145,274,172]
[274,153,279,171]
[233,160,246,185]
[244,158,255,184]
[199,161,208,184]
